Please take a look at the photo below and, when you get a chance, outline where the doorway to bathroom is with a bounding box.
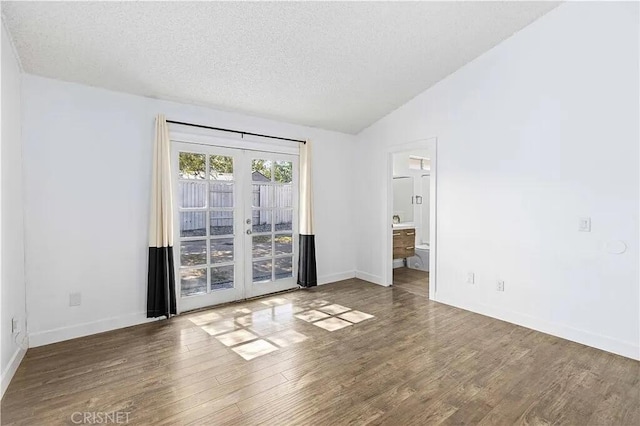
[386,138,437,298]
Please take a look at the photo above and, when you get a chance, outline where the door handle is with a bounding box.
[246,219,252,225]
[246,230,252,235]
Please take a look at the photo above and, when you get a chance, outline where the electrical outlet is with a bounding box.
[11,317,19,334]
[69,292,82,307]
[496,281,505,292]
[578,217,591,232]
[467,272,475,284]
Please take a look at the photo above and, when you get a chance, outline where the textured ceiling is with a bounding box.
[2,1,559,134]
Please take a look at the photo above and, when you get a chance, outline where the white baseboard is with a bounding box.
[318,271,356,285]
[29,312,159,348]
[355,271,387,286]
[434,294,640,361]
[1,345,27,398]
[27,273,353,347]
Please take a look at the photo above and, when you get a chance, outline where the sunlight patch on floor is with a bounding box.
[187,297,375,361]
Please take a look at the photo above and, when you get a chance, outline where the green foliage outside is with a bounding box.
[211,155,234,177]
[179,153,206,179]
[273,160,293,183]
[179,153,292,183]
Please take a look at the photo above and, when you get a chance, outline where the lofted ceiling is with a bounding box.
[2,1,559,134]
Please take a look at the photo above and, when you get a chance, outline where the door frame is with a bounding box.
[385,137,438,299]
[169,130,300,313]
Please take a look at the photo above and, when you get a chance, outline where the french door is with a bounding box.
[172,142,299,312]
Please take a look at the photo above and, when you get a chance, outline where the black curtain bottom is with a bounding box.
[298,234,317,288]
[147,246,176,318]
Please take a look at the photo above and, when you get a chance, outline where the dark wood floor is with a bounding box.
[393,266,429,297]
[2,279,638,425]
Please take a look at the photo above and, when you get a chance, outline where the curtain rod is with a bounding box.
[166,120,306,144]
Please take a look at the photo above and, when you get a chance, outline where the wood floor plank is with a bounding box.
[393,267,429,297]
[1,278,638,425]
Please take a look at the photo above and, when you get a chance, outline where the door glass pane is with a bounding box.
[211,265,234,291]
[252,235,272,258]
[210,238,233,264]
[274,161,292,183]
[209,155,233,180]
[179,153,206,179]
[252,184,273,207]
[252,159,272,181]
[274,185,292,208]
[180,211,206,237]
[181,268,207,296]
[274,234,293,255]
[210,211,233,236]
[274,210,293,231]
[179,182,207,208]
[275,257,293,280]
[181,240,207,266]
[253,260,272,283]
[210,183,234,208]
[252,210,271,233]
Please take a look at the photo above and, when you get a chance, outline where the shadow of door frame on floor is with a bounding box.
[385,137,437,299]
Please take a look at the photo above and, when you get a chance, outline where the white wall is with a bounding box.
[22,75,356,346]
[355,2,639,359]
[1,21,27,396]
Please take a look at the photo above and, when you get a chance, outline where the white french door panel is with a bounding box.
[172,143,245,313]
[172,141,298,313]
[244,151,299,299]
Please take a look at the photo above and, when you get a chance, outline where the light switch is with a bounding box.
[578,217,591,232]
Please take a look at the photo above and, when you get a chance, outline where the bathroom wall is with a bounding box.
[392,177,413,223]
[392,150,431,245]
[420,175,430,244]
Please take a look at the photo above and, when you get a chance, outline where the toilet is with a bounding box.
[409,243,430,272]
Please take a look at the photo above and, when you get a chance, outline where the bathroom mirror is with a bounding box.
[392,177,414,223]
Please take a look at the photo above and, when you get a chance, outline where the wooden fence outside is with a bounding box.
[179,182,293,233]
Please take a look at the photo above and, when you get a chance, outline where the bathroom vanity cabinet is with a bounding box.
[393,228,415,259]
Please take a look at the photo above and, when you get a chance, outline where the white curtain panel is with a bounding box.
[299,140,314,234]
[149,114,174,248]
[298,140,317,287]
[147,114,177,317]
